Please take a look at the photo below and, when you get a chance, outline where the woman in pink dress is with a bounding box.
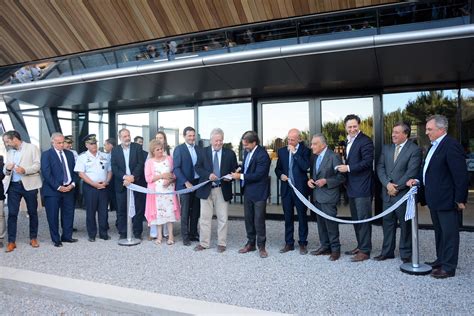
[144,140,180,245]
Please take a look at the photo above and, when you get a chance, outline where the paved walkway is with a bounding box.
[1,209,473,314]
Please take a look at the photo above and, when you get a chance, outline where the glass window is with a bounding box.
[460,87,474,227]
[198,103,252,158]
[57,110,73,119]
[261,100,310,204]
[89,111,110,149]
[117,112,149,148]
[157,109,194,152]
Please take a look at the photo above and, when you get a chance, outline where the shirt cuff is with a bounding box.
[347,165,350,172]
[240,174,244,180]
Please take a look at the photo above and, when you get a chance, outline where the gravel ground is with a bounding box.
[1,209,473,315]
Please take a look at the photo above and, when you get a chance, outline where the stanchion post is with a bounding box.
[118,187,141,246]
[400,204,431,275]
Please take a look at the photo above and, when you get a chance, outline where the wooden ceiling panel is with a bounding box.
[0,0,400,66]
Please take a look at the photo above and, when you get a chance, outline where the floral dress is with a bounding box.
[150,159,176,225]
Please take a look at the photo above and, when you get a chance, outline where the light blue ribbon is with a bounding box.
[288,179,418,224]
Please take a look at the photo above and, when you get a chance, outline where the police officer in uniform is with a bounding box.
[74,134,112,241]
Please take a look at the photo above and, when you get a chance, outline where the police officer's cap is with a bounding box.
[83,134,97,144]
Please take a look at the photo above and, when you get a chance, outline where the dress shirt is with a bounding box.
[122,145,131,176]
[11,142,24,182]
[423,133,447,184]
[241,145,258,181]
[54,148,72,185]
[316,147,328,172]
[187,143,199,179]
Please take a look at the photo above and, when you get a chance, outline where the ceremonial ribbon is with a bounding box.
[288,179,418,224]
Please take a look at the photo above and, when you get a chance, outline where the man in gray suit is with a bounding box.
[375,122,422,263]
[307,134,345,261]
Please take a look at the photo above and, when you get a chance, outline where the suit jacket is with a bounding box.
[345,132,374,198]
[241,145,271,202]
[0,156,5,200]
[310,149,345,204]
[40,148,77,197]
[195,146,238,201]
[173,143,202,190]
[5,142,42,191]
[376,140,422,204]
[274,142,311,197]
[111,143,145,192]
[420,135,468,211]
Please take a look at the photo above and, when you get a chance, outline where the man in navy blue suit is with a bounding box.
[111,128,145,239]
[232,131,271,258]
[173,126,202,246]
[275,128,311,255]
[336,114,374,262]
[41,133,78,247]
[407,115,468,279]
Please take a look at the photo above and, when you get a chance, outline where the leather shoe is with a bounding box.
[259,247,268,258]
[344,248,359,255]
[88,237,96,242]
[431,269,455,279]
[54,241,63,247]
[238,243,256,254]
[194,244,206,251]
[373,254,395,261]
[190,236,200,242]
[329,252,341,261]
[61,238,78,243]
[30,239,39,248]
[351,252,370,262]
[217,245,226,253]
[425,260,441,269]
[100,235,111,240]
[6,242,16,252]
[401,257,411,264]
[279,244,294,253]
[183,239,191,246]
[299,245,308,255]
[310,247,331,256]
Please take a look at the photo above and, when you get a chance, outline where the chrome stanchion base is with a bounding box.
[400,263,432,275]
[118,238,141,246]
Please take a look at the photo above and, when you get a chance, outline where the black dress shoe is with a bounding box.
[54,242,63,247]
[61,238,78,243]
[183,239,191,246]
[279,244,294,253]
[310,247,331,256]
[88,237,96,242]
[425,260,441,269]
[431,269,455,279]
[401,257,411,264]
[299,245,308,255]
[100,235,111,240]
[344,248,359,255]
[190,236,200,242]
[373,254,395,261]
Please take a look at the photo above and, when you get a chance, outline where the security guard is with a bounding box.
[64,135,79,161]
[74,134,112,241]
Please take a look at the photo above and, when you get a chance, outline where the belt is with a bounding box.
[12,181,22,185]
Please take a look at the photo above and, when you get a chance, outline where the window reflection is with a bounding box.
[158,109,194,152]
[117,112,148,148]
[460,88,474,227]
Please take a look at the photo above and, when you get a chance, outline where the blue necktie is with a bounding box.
[316,155,322,172]
[59,151,68,184]
[288,152,295,183]
[242,153,251,187]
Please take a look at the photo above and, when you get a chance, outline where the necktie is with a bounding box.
[213,151,220,185]
[394,145,401,162]
[189,145,199,178]
[242,153,251,187]
[59,151,68,184]
[316,155,322,172]
[288,152,295,183]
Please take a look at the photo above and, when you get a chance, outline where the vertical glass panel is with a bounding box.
[461,87,474,227]
[198,103,252,157]
[262,101,310,204]
[89,111,110,150]
[23,111,42,148]
[117,112,149,148]
[57,110,73,119]
[321,97,374,217]
[59,119,73,137]
[383,90,459,225]
[157,109,194,152]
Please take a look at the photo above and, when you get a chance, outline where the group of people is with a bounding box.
[0,113,468,278]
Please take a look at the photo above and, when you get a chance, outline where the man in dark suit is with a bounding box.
[111,128,145,239]
[336,114,374,262]
[194,128,238,253]
[41,133,78,247]
[173,126,202,246]
[133,135,148,236]
[407,115,468,279]
[0,155,5,248]
[375,122,422,263]
[308,134,345,261]
[232,131,271,258]
[275,128,311,255]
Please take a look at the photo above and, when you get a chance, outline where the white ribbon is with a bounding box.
[288,179,418,224]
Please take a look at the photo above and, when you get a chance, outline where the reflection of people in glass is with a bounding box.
[145,140,179,245]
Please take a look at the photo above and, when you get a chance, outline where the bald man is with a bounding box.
[275,128,311,254]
